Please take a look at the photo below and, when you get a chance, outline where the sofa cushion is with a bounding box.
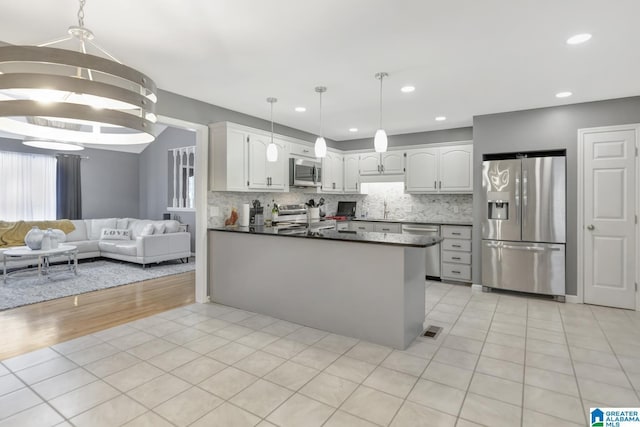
[164,220,180,233]
[130,220,152,238]
[141,224,155,236]
[65,220,87,242]
[153,223,166,234]
[69,240,100,254]
[86,218,117,240]
[100,228,131,240]
[116,218,132,230]
[98,240,137,257]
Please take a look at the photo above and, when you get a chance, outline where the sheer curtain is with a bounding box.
[0,151,57,221]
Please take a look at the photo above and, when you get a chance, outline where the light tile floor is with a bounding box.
[2,281,640,426]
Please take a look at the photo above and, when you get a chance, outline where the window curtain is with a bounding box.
[56,154,82,220]
[0,151,57,221]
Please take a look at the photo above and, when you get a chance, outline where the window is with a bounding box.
[168,146,195,210]
[0,151,57,221]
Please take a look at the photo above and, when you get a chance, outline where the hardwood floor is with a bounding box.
[0,271,195,360]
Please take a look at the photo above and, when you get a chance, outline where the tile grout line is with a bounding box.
[559,304,590,425]
[520,297,529,427]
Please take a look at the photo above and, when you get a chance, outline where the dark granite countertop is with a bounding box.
[209,226,442,248]
[351,218,473,227]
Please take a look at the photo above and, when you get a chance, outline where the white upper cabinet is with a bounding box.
[321,151,344,193]
[381,152,404,175]
[289,142,315,158]
[359,153,381,175]
[209,123,249,192]
[359,152,404,176]
[405,143,473,194]
[343,154,360,193]
[405,148,438,193]
[248,133,288,191]
[439,145,473,192]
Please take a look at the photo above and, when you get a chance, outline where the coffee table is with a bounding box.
[3,245,78,284]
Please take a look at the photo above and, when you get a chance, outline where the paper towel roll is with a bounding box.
[240,204,250,227]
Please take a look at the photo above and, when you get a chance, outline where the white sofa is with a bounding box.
[2,218,191,269]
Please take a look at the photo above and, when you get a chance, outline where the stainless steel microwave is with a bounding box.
[289,157,321,187]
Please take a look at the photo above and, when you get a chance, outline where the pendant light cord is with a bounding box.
[77,0,86,28]
[379,74,384,129]
[270,102,274,143]
[319,91,323,137]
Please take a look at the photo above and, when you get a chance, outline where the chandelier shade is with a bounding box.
[0,2,157,145]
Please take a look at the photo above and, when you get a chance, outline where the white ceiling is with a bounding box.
[1,0,640,143]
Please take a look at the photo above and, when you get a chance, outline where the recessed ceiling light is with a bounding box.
[349,128,358,132]
[294,106,306,112]
[566,33,592,45]
[555,91,572,98]
[400,86,415,93]
[435,116,447,121]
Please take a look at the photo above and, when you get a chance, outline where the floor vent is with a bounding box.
[423,325,442,339]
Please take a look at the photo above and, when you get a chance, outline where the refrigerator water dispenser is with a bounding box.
[488,201,509,220]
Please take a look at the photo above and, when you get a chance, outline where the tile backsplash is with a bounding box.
[208,182,472,227]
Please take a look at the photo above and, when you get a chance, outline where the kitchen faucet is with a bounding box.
[383,200,389,219]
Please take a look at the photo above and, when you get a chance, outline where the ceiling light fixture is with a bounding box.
[435,116,447,121]
[374,72,389,153]
[349,128,358,132]
[266,97,278,162]
[23,139,85,151]
[314,86,327,158]
[566,33,592,45]
[294,106,306,112]
[555,91,572,98]
[400,85,415,93]
[0,0,157,145]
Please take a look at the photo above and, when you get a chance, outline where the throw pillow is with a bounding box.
[100,228,131,240]
[140,224,155,236]
[153,223,166,234]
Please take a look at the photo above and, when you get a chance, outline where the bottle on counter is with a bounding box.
[272,201,279,223]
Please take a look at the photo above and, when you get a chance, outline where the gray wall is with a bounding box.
[336,127,473,151]
[156,89,339,147]
[0,137,139,219]
[472,96,640,296]
[139,126,196,251]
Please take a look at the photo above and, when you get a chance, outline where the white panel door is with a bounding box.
[583,129,637,309]
[439,145,473,192]
[344,154,359,193]
[405,148,438,193]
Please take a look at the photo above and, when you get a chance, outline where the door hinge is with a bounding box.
[247,181,249,186]
[403,167,406,172]
[246,136,250,143]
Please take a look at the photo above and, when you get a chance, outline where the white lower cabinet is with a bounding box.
[336,221,350,231]
[350,222,374,232]
[440,225,472,282]
[374,223,401,233]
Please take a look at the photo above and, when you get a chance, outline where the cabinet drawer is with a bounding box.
[442,239,471,252]
[442,250,471,265]
[441,263,471,281]
[441,226,471,240]
[374,223,401,234]
[290,143,315,158]
[336,222,350,231]
[350,222,374,232]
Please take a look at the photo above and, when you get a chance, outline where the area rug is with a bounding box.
[0,259,195,311]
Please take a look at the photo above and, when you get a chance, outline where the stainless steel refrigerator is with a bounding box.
[481,155,566,298]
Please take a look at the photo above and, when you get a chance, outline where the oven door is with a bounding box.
[290,158,321,187]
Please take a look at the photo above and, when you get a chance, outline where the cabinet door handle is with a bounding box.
[381,228,390,231]
[452,244,462,248]
[303,149,309,153]
[439,181,442,189]
[452,232,461,235]
[377,165,380,172]
[381,164,385,172]
[434,181,437,189]
[452,270,461,274]
[355,182,358,190]
[452,256,461,260]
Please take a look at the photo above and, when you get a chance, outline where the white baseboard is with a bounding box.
[471,284,483,292]
[565,295,581,304]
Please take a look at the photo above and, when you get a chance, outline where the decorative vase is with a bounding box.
[49,228,59,249]
[51,229,66,246]
[24,226,44,250]
[41,229,52,251]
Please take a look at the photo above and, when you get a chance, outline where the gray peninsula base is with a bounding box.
[209,230,426,349]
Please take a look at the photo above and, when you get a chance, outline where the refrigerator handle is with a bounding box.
[515,170,520,226]
[522,169,528,227]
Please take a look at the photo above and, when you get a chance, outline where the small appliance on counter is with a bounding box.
[326,201,357,221]
[276,204,308,224]
[250,200,264,226]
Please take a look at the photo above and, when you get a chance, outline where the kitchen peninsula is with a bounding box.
[208,226,441,349]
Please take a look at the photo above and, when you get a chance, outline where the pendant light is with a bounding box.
[374,72,389,153]
[266,97,278,162]
[314,86,327,158]
[0,0,157,145]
